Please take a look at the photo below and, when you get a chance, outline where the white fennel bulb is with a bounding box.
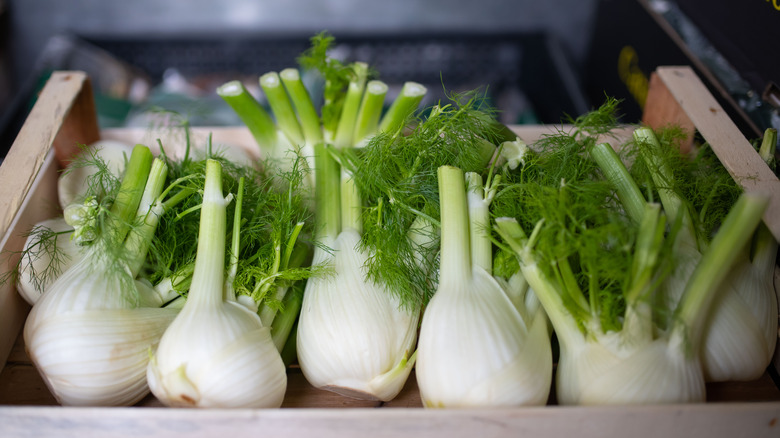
[25,306,177,405]
[553,319,705,405]
[16,217,82,305]
[296,146,419,402]
[281,61,427,400]
[416,167,552,408]
[417,267,552,407]
[497,191,768,405]
[25,247,179,406]
[631,128,778,383]
[58,139,134,210]
[24,147,180,406]
[699,226,778,382]
[652,210,777,383]
[297,229,419,401]
[147,159,287,408]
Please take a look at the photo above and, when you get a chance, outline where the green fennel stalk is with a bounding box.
[216,81,277,150]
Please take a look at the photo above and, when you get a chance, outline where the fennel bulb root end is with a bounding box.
[314,355,416,403]
[321,385,383,402]
[312,345,417,402]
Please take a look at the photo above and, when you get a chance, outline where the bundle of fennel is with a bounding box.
[217,33,429,401]
[215,35,776,407]
[147,159,289,408]
[7,31,777,410]
[415,165,552,407]
[306,94,518,403]
[22,144,186,406]
[10,121,316,406]
[138,135,317,408]
[217,32,535,403]
[493,100,774,405]
[626,127,778,383]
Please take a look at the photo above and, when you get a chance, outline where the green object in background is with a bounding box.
[94,92,133,128]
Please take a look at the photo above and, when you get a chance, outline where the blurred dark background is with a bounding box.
[0,0,778,159]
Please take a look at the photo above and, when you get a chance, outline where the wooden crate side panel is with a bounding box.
[0,403,778,438]
[51,75,101,164]
[0,154,62,369]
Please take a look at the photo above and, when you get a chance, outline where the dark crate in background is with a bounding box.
[583,0,779,143]
[87,32,590,125]
[0,32,590,159]
[675,0,779,102]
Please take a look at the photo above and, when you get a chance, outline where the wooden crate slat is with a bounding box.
[0,403,778,438]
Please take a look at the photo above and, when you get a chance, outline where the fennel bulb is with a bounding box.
[296,147,418,401]
[497,122,770,405]
[294,52,429,401]
[699,219,778,382]
[297,228,419,401]
[498,193,768,405]
[631,127,778,382]
[416,167,552,407]
[552,326,705,404]
[697,131,778,382]
[147,159,287,408]
[16,217,81,305]
[58,139,133,210]
[24,146,180,406]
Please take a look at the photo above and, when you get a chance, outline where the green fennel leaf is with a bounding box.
[340,89,506,308]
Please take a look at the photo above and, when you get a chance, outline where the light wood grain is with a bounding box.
[0,72,99,370]
[0,403,778,438]
[642,71,696,152]
[0,152,60,369]
[51,74,101,165]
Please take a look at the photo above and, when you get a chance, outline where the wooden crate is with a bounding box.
[0,68,779,438]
